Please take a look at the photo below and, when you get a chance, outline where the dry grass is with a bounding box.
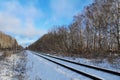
[2,51,13,57]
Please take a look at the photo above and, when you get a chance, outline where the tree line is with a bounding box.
[0,31,23,50]
[29,0,120,57]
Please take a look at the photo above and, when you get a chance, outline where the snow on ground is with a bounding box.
[58,55,120,72]
[0,51,27,80]
[26,50,91,80]
[0,51,91,80]
[40,54,120,80]
[0,50,119,80]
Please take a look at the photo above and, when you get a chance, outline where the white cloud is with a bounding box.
[0,13,21,33]
[0,0,46,47]
[0,1,45,37]
[15,36,38,47]
[0,0,93,47]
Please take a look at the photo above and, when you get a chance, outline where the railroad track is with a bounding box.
[43,53,120,76]
[33,52,120,80]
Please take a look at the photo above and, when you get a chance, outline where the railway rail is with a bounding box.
[43,53,120,76]
[33,52,120,80]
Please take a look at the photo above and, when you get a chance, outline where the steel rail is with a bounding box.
[41,53,120,76]
[35,53,103,80]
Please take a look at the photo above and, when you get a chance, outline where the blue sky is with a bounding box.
[0,0,93,47]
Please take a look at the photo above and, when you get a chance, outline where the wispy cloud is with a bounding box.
[0,0,47,46]
[0,0,93,47]
[48,0,93,26]
[0,0,45,37]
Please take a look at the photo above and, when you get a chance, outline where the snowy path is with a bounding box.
[26,50,91,80]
